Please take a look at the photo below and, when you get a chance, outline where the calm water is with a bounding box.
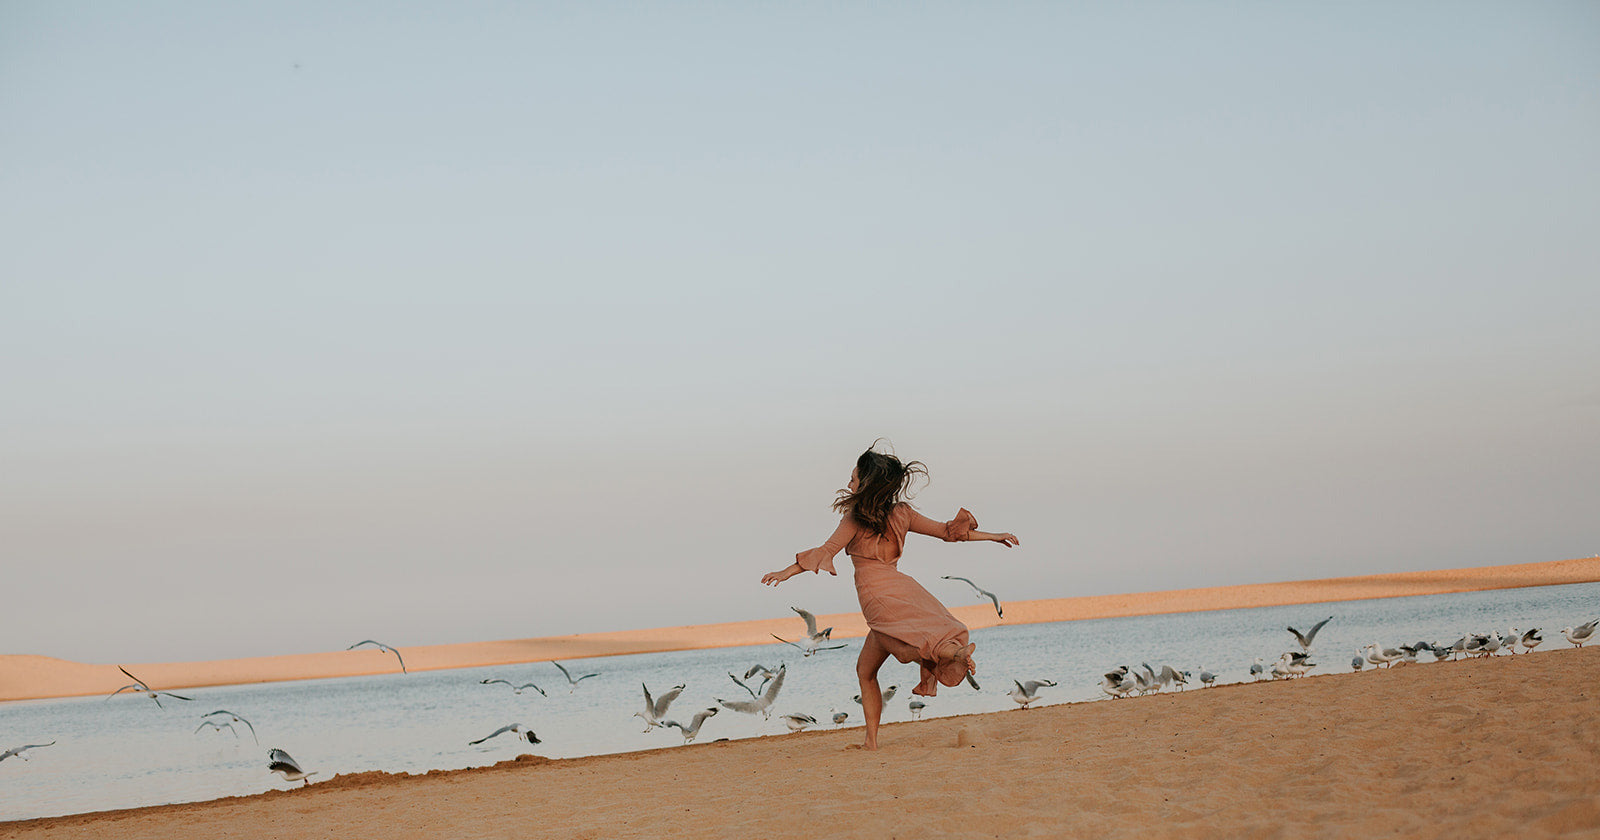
[4,581,1598,822]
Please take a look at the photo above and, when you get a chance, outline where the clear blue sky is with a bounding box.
[3,2,1596,663]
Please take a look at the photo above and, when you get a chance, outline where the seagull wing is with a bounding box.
[469,724,521,745]
[653,684,685,717]
[481,679,513,687]
[792,607,820,637]
[520,683,547,696]
[552,661,574,683]
[717,696,760,714]
[760,665,786,706]
[159,691,194,701]
[1304,616,1333,646]
[267,748,303,773]
[982,589,1003,618]
[728,673,758,700]
[770,634,805,651]
[743,664,772,681]
[387,648,407,674]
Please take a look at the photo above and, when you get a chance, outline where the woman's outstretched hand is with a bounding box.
[993,532,1020,547]
[761,564,801,586]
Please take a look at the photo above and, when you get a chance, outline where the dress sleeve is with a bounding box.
[795,516,857,576]
[906,507,979,543]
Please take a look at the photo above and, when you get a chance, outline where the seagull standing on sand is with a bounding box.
[1561,620,1598,648]
[1364,644,1402,668]
[0,742,55,762]
[347,640,407,674]
[635,683,686,732]
[1101,668,1133,699]
[941,576,1004,618]
[1287,617,1334,653]
[553,661,600,692]
[480,679,547,697]
[771,607,848,656]
[469,724,540,746]
[1198,669,1217,687]
[268,748,317,785]
[1351,652,1365,672]
[718,664,785,719]
[1249,658,1265,681]
[202,710,259,744]
[662,708,718,744]
[780,713,818,732]
[908,700,926,719]
[1521,629,1543,653]
[831,710,849,725]
[1009,680,1056,709]
[107,667,194,708]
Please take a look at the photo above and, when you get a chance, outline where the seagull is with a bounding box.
[195,720,238,738]
[1198,669,1217,687]
[1249,658,1265,681]
[1351,652,1365,672]
[268,748,317,785]
[1101,668,1133,699]
[1364,644,1402,668]
[908,700,926,719]
[780,713,817,732]
[742,664,779,692]
[772,607,848,656]
[718,664,785,719]
[941,576,1003,618]
[203,710,259,744]
[728,672,763,701]
[831,710,848,725]
[852,685,898,705]
[347,640,406,674]
[479,679,547,697]
[1287,617,1334,652]
[662,708,718,744]
[1561,620,1598,648]
[1278,652,1315,677]
[1521,629,1543,653]
[1009,679,1055,709]
[0,742,55,762]
[552,661,599,692]
[106,667,194,708]
[468,723,540,746]
[635,682,686,732]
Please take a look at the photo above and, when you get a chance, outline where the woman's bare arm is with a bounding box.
[965,529,1020,547]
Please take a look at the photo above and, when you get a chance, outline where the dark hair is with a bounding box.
[833,443,928,535]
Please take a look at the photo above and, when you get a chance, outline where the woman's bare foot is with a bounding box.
[935,641,978,675]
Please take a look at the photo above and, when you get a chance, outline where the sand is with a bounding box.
[5,556,1598,704]
[8,645,1599,839]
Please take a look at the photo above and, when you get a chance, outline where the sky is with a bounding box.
[2,2,1597,665]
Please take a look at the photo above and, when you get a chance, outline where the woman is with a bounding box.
[762,445,1019,750]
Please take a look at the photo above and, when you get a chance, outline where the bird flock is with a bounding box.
[9,600,1598,791]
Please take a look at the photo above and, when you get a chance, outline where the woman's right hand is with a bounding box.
[761,566,797,586]
[991,532,1020,548]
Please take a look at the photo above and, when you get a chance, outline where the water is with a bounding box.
[4,581,1597,822]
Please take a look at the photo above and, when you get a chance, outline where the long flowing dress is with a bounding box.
[794,503,979,697]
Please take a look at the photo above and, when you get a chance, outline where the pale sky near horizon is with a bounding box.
[3,2,1597,665]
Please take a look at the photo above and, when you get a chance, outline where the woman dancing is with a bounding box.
[762,445,1019,750]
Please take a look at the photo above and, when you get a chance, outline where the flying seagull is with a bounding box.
[202,710,258,744]
[941,576,1003,618]
[479,679,547,697]
[718,664,785,719]
[107,667,193,708]
[1287,617,1334,652]
[347,640,407,674]
[469,723,540,746]
[0,742,55,762]
[552,661,599,692]
[195,720,238,738]
[662,708,718,744]
[268,748,317,785]
[742,664,778,692]
[635,682,686,732]
[771,607,847,656]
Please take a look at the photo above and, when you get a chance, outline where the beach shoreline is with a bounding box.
[4,556,1597,704]
[9,645,1600,839]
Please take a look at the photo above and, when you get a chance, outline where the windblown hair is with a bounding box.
[833,444,928,536]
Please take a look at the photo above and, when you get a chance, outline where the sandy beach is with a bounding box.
[5,556,1597,704]
[8,644,1599,839]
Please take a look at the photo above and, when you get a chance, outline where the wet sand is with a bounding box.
[4,556,1597,704]
[9,645,1600,839]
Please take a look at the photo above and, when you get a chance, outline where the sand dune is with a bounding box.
[9,645,1600,839]
[4,556,1597,703]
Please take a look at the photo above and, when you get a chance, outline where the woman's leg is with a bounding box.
[856,632,892,750]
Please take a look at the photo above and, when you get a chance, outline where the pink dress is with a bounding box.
[795,503,979,697]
